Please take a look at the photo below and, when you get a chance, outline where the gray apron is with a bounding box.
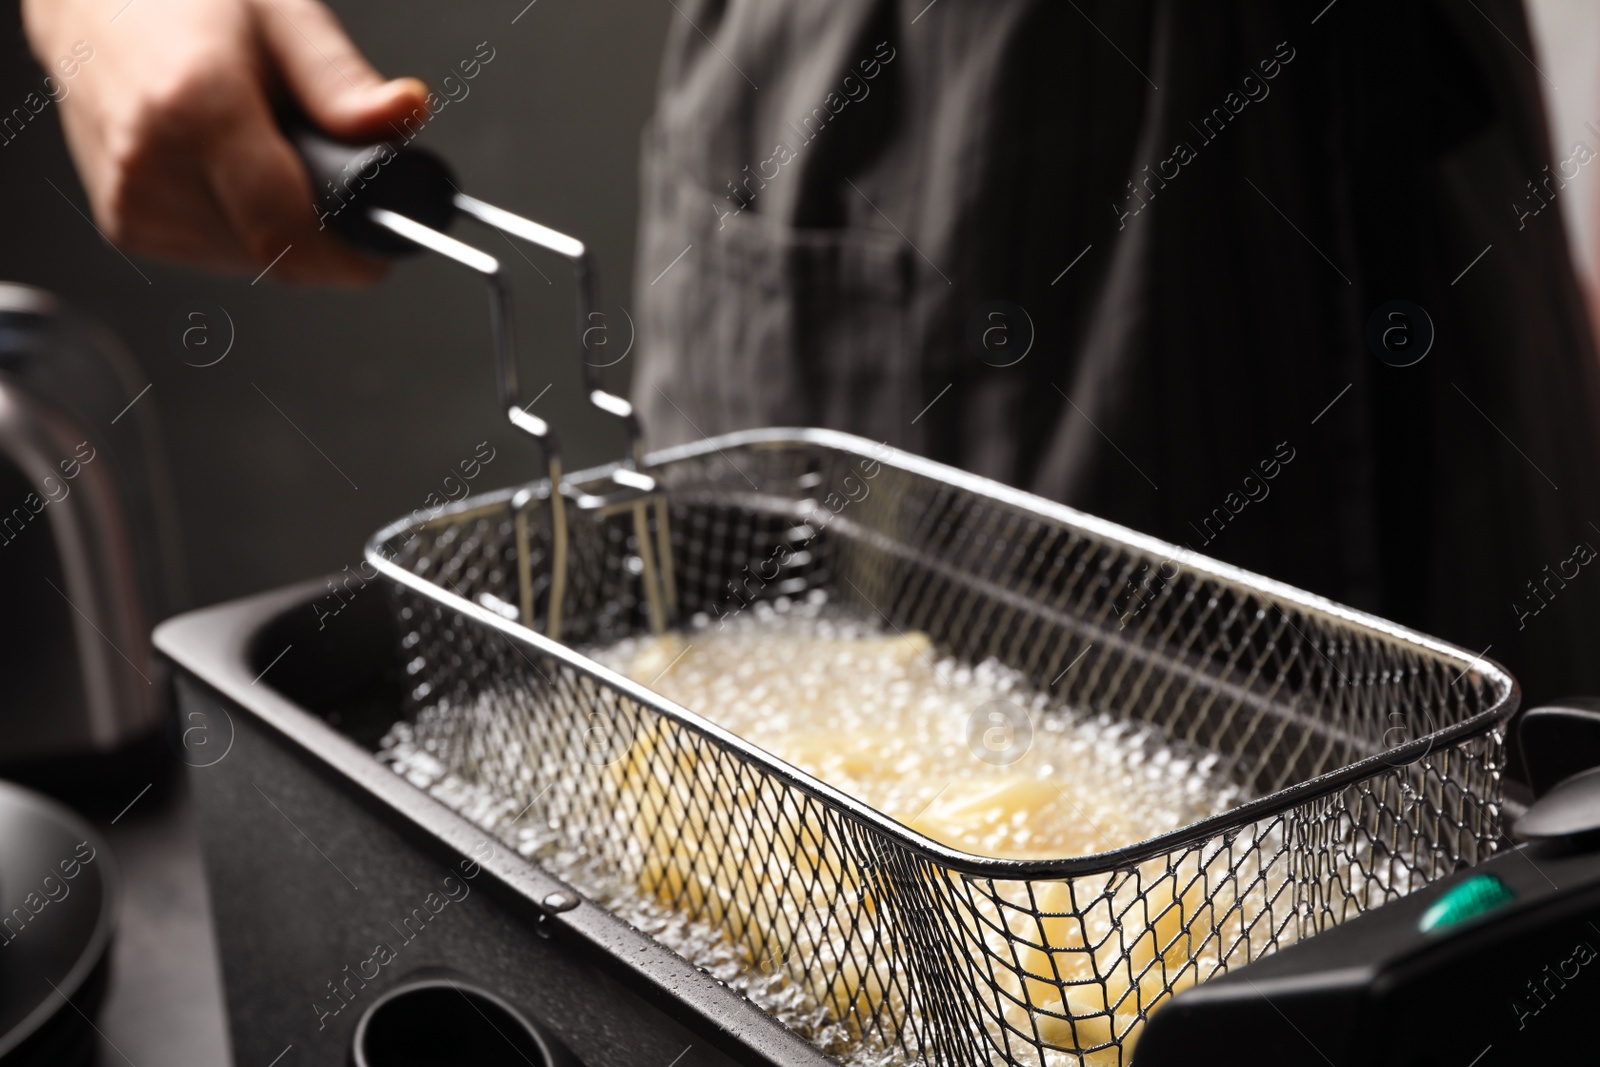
[632,0,1600,703]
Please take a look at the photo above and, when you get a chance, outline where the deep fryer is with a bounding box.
[153,127,1589,1067]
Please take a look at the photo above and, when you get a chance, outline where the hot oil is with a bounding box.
[595,593,1247,861]
[378,593,1278,1065]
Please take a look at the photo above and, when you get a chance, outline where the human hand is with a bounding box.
[22,0,428,284]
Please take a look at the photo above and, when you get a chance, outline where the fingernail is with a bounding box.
[387,76,430,107]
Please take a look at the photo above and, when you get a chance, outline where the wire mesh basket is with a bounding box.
[365,427,1516,1067]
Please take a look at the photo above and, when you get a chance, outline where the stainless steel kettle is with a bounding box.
[0,283,184,776]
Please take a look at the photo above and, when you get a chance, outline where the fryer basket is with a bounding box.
[365,428,1515,1067]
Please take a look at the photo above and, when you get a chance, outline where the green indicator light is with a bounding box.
[1418,874,1516,933]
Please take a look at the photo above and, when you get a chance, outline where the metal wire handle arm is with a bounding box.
[368,207,569,639]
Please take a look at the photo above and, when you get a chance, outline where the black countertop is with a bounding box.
[90,768,232,1067]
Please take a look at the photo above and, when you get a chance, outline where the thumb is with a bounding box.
[253,0,429,141]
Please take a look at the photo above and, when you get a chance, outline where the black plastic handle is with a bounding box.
[287,124,458,257]
[1518,696,1600,796]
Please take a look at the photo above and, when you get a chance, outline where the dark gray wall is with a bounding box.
[0,0,671,609]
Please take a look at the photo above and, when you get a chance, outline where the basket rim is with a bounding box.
[365,426,1520,879]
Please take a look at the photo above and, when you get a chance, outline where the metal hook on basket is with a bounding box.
[450,195,677,633]
[288,125,569,639]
